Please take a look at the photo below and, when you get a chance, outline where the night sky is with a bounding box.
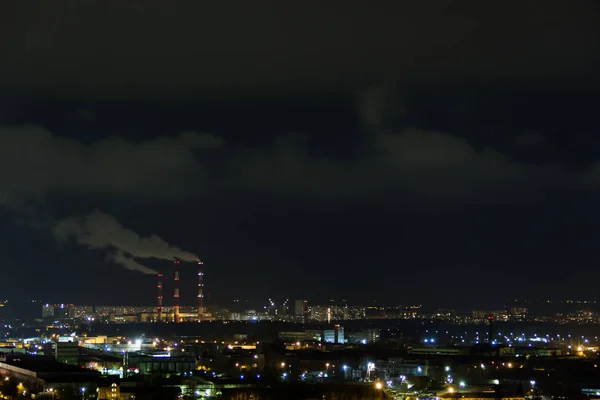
[0,1,599,309]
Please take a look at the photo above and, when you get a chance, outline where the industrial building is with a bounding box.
[0,357,101,396]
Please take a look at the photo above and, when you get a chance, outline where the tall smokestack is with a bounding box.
[157,273,163,322]
[174,262,180,323]
[197,261,204,322]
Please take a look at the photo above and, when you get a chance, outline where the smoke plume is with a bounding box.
[53,209,199,274]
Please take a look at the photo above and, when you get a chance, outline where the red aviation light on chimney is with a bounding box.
[173,269,180,323]
[197,261,205,322]
[157,273,164,323]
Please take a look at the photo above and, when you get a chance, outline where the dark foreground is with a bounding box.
[222,383,390,400]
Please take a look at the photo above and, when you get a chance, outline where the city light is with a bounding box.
[375,382,383,390]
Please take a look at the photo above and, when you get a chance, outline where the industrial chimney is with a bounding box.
[174,262,180,323]
[157,273,163,322]
[197,261,204,322]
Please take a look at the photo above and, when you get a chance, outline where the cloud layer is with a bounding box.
[0,126,224,198]
[0,123,581,206]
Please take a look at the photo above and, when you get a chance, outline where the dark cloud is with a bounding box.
[1,1,598,99]
[53,209,200,274]
[514,131,545,148]
[238,129,575,204]
[0,122,578,207]
[0,126,224,200]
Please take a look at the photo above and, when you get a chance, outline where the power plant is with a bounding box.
[197,261,204,322]
[156,273,163,322]
[152,260,207,323]
[173,266,180,323]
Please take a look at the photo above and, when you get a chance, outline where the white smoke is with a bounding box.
[53,209,199,274]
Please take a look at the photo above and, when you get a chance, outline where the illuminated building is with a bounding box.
[347,329,380,344]
[98,382,120,399]
[510,307,528,318]
[55,337,79,365]
[41,304,54,318]
[294,300,309,322]
[323,325,345,344]
[53,304,75,319]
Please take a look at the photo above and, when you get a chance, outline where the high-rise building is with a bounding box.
[294,300,304,316]
[42,304,54,318]
[510,307,528,318]
[309,306,329,322]
[53,304,75,319]
[294,299,309,322]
